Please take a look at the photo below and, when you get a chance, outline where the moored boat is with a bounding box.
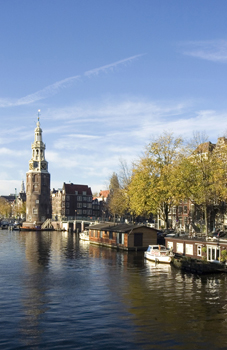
[144,245,174,263]
[79,230,89,241]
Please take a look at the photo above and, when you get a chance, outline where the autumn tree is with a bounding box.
[108,171,129,221]
[176,133,227,235]
[128,132,184,228]
[0,197,11,218]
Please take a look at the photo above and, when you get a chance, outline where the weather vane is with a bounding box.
[38,109,41,121]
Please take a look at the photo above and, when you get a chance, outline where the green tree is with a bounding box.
[0,197,11,218]
[176,133,227,235]
[128,132,184,228]
[108,172,129,220]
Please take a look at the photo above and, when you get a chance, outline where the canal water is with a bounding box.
[1,230,227,350]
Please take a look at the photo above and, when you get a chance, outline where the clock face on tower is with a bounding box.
[41,162,47,170]
[33,161,38,168]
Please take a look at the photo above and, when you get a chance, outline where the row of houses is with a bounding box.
[0,181,110,223]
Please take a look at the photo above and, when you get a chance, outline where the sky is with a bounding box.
[1,0,227,195]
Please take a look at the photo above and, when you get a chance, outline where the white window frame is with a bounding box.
[176,242,184,254]
[185,244,193,255]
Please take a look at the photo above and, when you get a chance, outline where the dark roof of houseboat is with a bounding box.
[88,223,156,233]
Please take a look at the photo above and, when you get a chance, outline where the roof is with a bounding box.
[194,141,216,154]
[88,222,156,233]
[99,190,110,198]
[1,195,15,203]
[63,183,92,195]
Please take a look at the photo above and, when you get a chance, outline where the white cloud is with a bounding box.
[0,54,144,108]
[180,39,227,62]
[84,54,144,77]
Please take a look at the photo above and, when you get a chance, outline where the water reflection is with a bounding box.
[0,230,227,349]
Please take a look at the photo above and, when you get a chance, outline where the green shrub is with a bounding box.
[221,250,227,263]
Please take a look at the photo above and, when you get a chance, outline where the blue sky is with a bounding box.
[1,0,227,195]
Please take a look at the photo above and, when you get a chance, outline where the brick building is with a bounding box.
[52,183,93,220]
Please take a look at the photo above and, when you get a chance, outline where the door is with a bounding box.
[134,233,143,247]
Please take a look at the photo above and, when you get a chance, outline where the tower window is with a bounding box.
[33,208,38,215]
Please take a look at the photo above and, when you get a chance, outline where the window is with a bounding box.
[83,209,87,214]
[83,196,87,202]
[77,203,82,208]
[185,244,193,255]
[207,246,220,262]
[66,202,70,208]
[83,203,87,208]
[176,243,184,254]
[75,191,78,195]
[109,232,113,240]
[100,230,103,238]
[82,191,87,195]
[95,231,98,238]
[88,197,92,202]
[66,209,69,215]
[167,241,173,250]
[87,210,92,215]
[178,206,183,214]
[36,200,39,204]
[66,196,70,201]
[197,245,202,256]
[184,206,188,214]
[33,208,38,214]
[118,233,124,244]
[77,196,82,201]
[87,203,92,208]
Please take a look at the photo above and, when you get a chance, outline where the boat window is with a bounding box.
[176,243,184,254]
[167,241,173,250]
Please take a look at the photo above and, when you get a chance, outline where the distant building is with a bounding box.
[23,116,51,228]
[52,182,93,220]
[92,190,110,220]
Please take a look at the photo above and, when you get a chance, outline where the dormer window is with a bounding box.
[82,191,86,195]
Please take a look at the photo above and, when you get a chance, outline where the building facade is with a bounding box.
[24,117,51,228]
[52,183,93,220]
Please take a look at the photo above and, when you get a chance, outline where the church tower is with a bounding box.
[24,113,51,228]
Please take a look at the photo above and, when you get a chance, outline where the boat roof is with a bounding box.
[88,223,156,233]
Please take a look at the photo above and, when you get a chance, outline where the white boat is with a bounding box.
[144,245,174,264]
[79,230,89,241]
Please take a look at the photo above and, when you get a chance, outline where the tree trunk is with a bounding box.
[165,204,169,229]
[204,205,208,236]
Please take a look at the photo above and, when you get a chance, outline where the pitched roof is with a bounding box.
[194,141,216,154]
[99,190,110,198]
[63,183,92,195]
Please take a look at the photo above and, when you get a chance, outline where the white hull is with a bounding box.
[144,252,172,263]
[79,231,89,241]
